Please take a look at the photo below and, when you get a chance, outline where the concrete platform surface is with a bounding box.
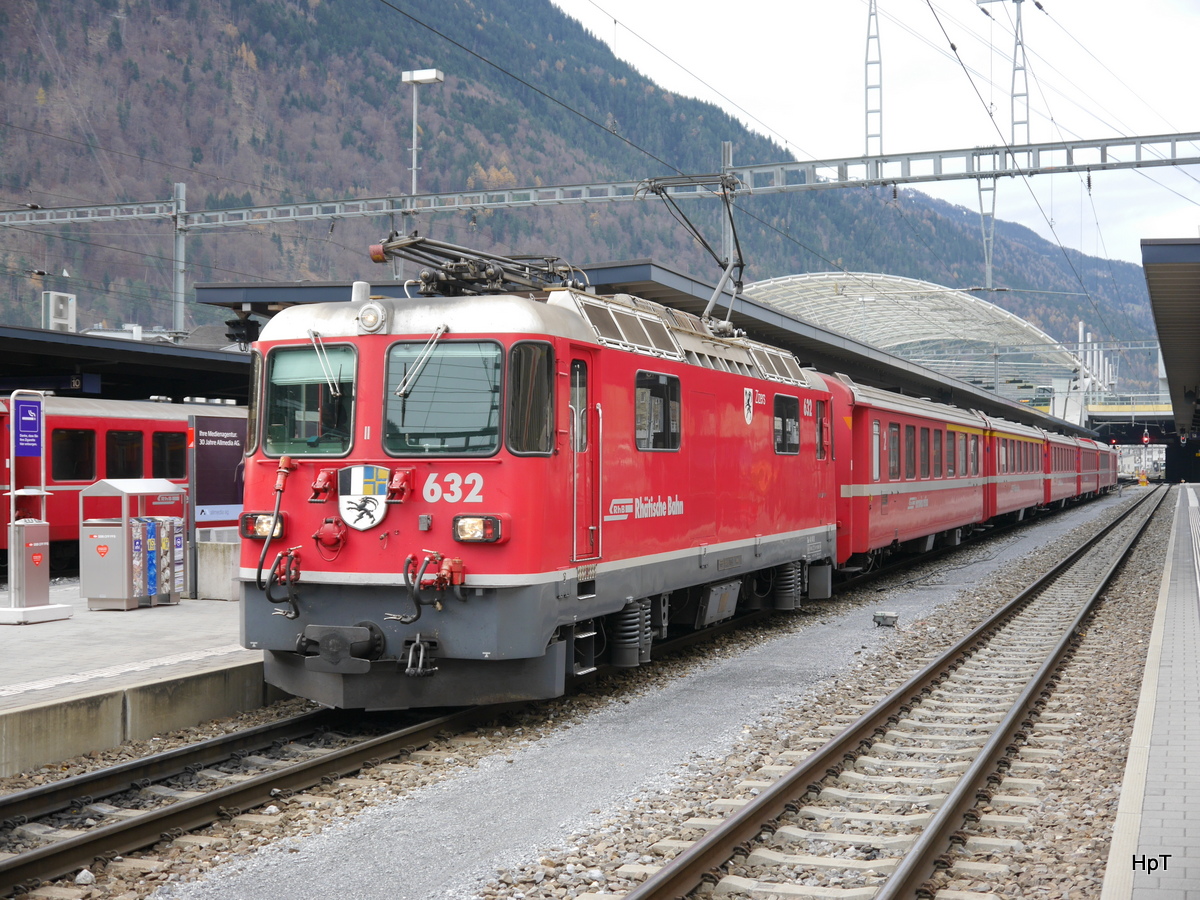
[1104,486,1200,900]
[0,579,257,713]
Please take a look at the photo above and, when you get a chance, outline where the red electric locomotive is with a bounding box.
[237,238,1117,710]
[239,274,842,709]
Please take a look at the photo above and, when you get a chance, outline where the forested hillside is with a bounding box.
[0,0,1156,385]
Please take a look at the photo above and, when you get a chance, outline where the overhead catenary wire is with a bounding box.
[921,0,1117,346]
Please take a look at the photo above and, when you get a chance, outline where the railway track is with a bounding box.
[620,484,1165,900]
[0,703,523,896]
[0,591,786,896]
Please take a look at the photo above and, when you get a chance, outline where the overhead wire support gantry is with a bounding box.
[2,130,1199,329]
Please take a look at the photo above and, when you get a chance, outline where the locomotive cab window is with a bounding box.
[264,345,355,456]
[774,395,800,454]
[507,342,554,455]
[51,428,95,481]
[385,340,501,456]
[635,371,680,450]
[106,430,143,478]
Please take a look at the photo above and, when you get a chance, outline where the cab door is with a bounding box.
[570,352,601,561]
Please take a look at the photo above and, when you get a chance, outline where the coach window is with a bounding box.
[51,429,95,481]
[904,425,916,480]
[152,432,187,479]
[815,400,827,459]
[774,395,800,454]
[946,432,956,477]
[934,430,943,478]
[888,423,900,480]
[266,344,356,456]
[507,342,555,455]
[872,420,881,481]
[106,430,144,478]
[970,434,980,476]
[635,371,680,450]
[919,427,930,478]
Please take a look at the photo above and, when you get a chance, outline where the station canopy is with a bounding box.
[742,272,1083,402]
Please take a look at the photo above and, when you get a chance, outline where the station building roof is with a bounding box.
[741,272,1085,401]
[199,260,1094,436]
[1142,238,1200,437]
[0,324,250,402]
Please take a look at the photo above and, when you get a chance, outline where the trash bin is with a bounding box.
[80,479,187,611]
[8,519,50,608]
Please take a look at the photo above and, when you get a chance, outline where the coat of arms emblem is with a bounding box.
[338,465,390,531]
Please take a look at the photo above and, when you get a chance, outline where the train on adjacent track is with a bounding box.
[238,238,1117,710]
[1,396,245,569]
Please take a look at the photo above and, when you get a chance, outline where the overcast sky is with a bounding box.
[551,0,1200,269]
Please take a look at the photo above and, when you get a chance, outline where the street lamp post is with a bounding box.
[401,69,444,198]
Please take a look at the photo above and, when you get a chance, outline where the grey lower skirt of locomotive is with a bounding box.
[257,552,834,711]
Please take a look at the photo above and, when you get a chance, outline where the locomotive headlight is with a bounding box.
[239,512,286,539]
[453,514,506,543]
[356,301,387,334]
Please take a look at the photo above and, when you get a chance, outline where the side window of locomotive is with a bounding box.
[570,360,588,452]
[507,342,554,456]
[904,425,916,480]
[887,423,900,480]
[773,395,799,455]
[106,430,144,478]
[245,351,261,455]
[265,345,356,456]
[634,372,680,451]
[152,432,187,479]
[51,428,95,481]
[385,341,500,456]
[872,420,881,481]
[815,400,827,460]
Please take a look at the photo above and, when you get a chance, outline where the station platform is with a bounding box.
[1104,486,1200,900]
[0,581,266,777]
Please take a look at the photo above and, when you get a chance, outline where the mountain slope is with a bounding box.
[0,0,1155,385]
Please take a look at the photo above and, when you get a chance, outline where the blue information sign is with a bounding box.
[14,398,42,457]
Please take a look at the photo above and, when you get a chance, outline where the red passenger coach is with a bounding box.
[981,416,1046,521]
[1,397,246,567]
[1044,431,1079,507]
[835,380,986,563]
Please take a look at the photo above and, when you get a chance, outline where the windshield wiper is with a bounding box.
[308,329,342,397]
[394,324,449,398]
